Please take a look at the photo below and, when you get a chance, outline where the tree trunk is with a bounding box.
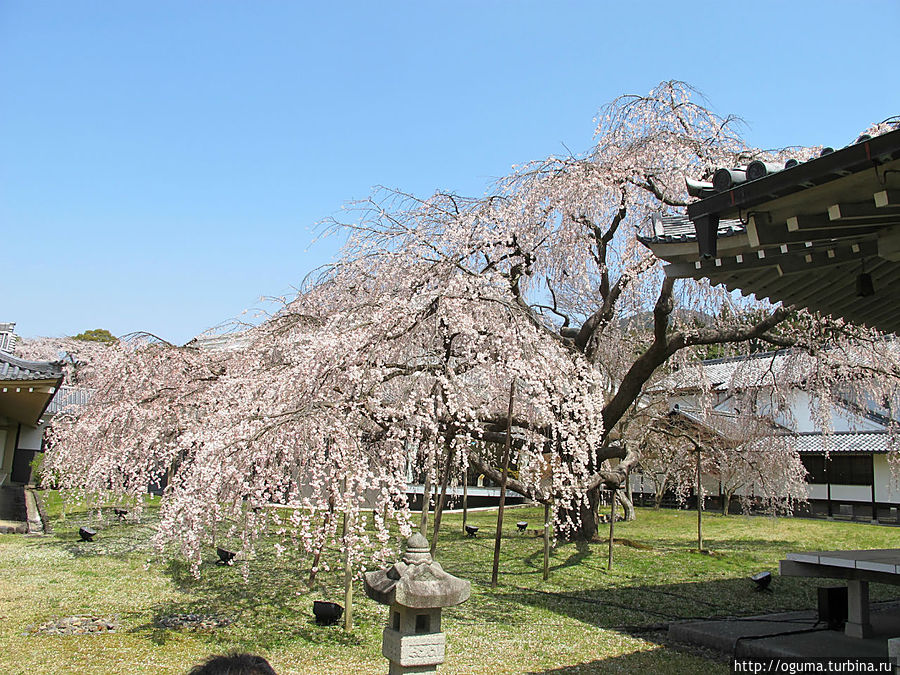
[722,491,732,516]
[556,485,603,541]
[624,474,634,519]
[616,488,635,521]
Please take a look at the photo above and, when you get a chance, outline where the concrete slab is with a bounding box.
[669,601,900,660]
[24,488,43,534]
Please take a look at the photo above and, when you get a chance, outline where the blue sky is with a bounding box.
[3,1,899,345]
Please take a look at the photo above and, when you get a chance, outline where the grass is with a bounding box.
[2,496,900,674]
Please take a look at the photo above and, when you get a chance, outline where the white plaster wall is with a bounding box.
[771,391,882,433]
[686,389,882,433]
[17,424,43,451]
[874,454,900,503]
[829,485,873,502]
[806,484,828,500]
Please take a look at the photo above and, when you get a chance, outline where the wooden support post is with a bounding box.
[420,442,436,536]
[608,490,616,571]
[491,381,515,588]
[431,440,455,555]
[308,496,334,588]
[462,470,468,534]
[542,501,551,581]
[696,448,703,553]
[343,489,353,632]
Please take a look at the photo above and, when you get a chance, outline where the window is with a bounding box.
[802,455,827,484]
[829,455,873,485]
[802,454,873,485]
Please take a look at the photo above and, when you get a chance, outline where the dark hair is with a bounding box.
[188,652,277,675]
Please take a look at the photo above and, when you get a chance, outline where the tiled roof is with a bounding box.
[642,126,900,335]
[45,386,93,415]
[671,408,892,454]
[663,351,807,392]
[785,430,895,454]
[186,331,253,352]
[0,351,63,382]
[639,214,745,245]
[670,406,780,440]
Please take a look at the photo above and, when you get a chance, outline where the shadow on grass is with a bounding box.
[525,649,726,674]
[38,506,163,558]
[500,575,900,639]
[135,553,379,651]
[440,535,593,584]
[648,537,809,553]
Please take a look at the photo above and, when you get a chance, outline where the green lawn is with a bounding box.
[2,495,899,674]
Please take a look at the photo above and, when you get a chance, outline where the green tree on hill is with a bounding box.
[71,328,117,343]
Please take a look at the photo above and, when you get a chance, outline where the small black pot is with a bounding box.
[216,547,236,565]
[79,527,96,542]
[751,571,772,591]
[464,525,479,537]
[313,601,344,626]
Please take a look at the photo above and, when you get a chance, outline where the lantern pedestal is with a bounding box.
[364,533,470,675]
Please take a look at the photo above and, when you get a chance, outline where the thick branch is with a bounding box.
[469,452,548,503]
[601,278,676,433]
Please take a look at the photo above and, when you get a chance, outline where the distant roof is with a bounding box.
[670,408,893,454]
[642,127,900,335]
[0,351,64,382]
[664,350,805,392]
[785,430,895,454]
[670,406,782,440]
[186,331,253,352]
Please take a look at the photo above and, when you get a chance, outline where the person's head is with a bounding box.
[188,652,277,675]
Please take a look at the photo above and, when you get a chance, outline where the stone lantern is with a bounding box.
[364,532,470,675]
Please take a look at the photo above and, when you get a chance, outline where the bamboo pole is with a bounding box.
[491,381,515,588]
